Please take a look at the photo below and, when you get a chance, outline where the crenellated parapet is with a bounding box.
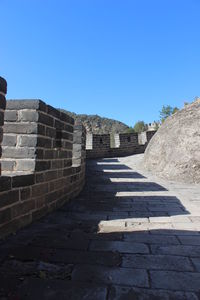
[86,131,156,158]
[0,93,86,238]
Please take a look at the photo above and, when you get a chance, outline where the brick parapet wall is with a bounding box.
[86,131,156,158]
[0,99,86,239]
[0,77,7,175]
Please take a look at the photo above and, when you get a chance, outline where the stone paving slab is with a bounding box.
[0,154,200,299]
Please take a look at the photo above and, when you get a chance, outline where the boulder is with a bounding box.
[144,99,200,183]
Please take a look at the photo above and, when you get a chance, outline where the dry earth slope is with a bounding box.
[144,99,200,183]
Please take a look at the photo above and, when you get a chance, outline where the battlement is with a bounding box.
[0,79,86,238]
[86,131,156,158]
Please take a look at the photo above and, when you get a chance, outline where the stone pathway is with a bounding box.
[1,154,200,299]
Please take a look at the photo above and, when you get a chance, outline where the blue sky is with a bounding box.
[1,0,200,126]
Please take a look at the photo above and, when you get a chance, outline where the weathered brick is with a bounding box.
[38,112,54,127]
[47,105,60,118]
[0,190,19,209]
[1,160,16,171]
[2,147,35,159]
[2,134,17,146]
[122,254,193,271]
[3,123,38,134]
[20,187,31,201]
[11,200,35,218]
[6,99,46,111]
[150,270,200,291]
[0,207,11,224]
[18,109,38,122]
[16,160,35,171]
[35,160,51,171]
[32,183,49,197]
[72,265,149,287]
[4,110,18,122]
[37,137,52,148]
[12,174,35,188]
[0,176,12,192]
[18,135,37,147]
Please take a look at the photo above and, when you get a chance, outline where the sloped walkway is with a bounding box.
[1,155,200,299]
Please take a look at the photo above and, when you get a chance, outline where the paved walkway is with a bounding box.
[1,154,200,299]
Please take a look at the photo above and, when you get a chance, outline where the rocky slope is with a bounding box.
[144,99,200,183]
[59,109,129,134]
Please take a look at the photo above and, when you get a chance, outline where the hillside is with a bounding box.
[59,109,129,134]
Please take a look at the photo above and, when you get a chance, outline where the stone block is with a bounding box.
[2,134,17,146]
[32,183,49,197]
[4,123,38,134]
[18,109,38,122]
[18,135,37,147]
[11,200,35,218]
[4,110,18,122]
[20,187,31,201]
[16,159,35,171]
[6,99,46,111]
[122,254,193,271]
[90,240,149,254]
[12,174,35,187]
[2,147,35,159]
[1,160,16,171]
[38,112,54,127]
[35,160,51,171]
[72,265,149,287]
[0,207,11,224]
[0,176,12,192]
[150,270,200,291]
[0,189,19,209]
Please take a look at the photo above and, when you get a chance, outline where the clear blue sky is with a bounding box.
[1,0,200,126]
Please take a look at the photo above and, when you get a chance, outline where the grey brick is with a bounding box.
[124,232,180,245]
[18,110,38,122]
[1,160,16,171]
[108,285,198,300]
[18,135,37,147]
[0,189,19,209]
[2,147,35,159]
[16,159,35,171]
[72,265,149,287]
[122,254,193,271]
[2,134,17,146]
[150,270,200,291]
[6,99,46,111]
[12,174,35,187]
[151,244,200,257]
[90,240,149,254]
[4,110,18,121]
[4,123,38,134]
[0,176,12,191]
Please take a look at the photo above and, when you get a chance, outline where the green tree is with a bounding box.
[160,105,179,123]
[125,127,135,133]
[133,121,147,133]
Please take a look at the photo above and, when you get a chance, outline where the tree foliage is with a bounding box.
[160,105,179,123]
[133,121,147,133]
[125,127,135,133]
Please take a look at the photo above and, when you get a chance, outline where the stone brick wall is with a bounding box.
[86,131,156,158]
[0,77,7,175]
[0,99,86,238]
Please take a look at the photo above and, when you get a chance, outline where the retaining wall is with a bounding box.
[0,93,86,238]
